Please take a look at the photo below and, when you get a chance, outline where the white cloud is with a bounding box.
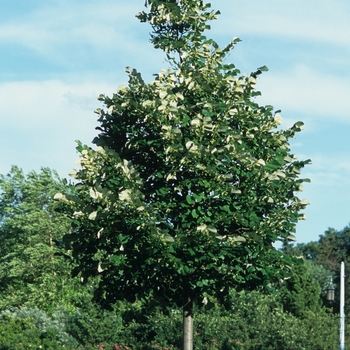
[255,64,350,122]
[211,0,350,47]
[0,2,143,45]
[0,79,117,176]
[0,80,111,127]
[0,1,157,70]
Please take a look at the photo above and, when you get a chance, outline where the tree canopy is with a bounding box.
[283,224,350,315]
[57,1,310,348]
[0,166,80,311]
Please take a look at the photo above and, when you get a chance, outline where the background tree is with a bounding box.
[0,166,83,312]
[279,261,324,318]
[58,0,310,348]
[283,240,320,260]
[284,224,350,316]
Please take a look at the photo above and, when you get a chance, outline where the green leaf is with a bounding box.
[257,65,269,72]
[186,195,195,205]
[188,248,195,256]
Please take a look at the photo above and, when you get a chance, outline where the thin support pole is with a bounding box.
[340,261,345,350]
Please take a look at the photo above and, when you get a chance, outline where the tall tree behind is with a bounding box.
[283,225,350,314]
[0,166,80,312]
[318,226,350,315]
[279,262,324,318]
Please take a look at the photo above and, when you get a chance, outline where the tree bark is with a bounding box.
[183,290,193,350]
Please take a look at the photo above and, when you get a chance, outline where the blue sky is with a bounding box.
[1,0,349,244]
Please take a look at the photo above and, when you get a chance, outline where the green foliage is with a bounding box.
[0,307,79,347]
[282,240,320,261]
[0,312,61,349]
[223,290,338,350]
[118,305,183,348]
[0,166,85,312]
[279,262,323,318]
[0,291,340,349]
[0,305,126,349]
[137,0,221,59]
[283,224,350,315]
[304,259,332,295]
[88,290,337,349]
[58,0,310,312]
[318,226,350,270]
[137,290,338,349]
[68,300,123,347]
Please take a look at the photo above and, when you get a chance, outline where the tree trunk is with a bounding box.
[183,290,193,350]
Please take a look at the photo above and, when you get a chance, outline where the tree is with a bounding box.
[0,166,81,312]
[279,261,324,319]
[57,1,310,348]
[283,225,350,315]
[283,240,321,260]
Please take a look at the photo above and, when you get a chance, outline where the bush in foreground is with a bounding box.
[0,293,339,349]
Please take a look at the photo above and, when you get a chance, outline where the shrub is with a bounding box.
[0,313,59,349]
[68,300,123,347]
[0,306,78,348]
